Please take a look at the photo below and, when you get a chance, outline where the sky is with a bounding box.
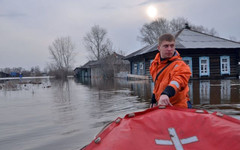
[0,0,240,71]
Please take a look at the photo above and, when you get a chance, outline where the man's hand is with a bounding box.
[158,94,173,106]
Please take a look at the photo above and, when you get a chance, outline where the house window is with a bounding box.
[139,62,143,70]
[134,63,138,74]
[139,62,144,75]
[134,63,137,70]
[220,56,230,75]
[199,57,210,76]
[182,57,192,76]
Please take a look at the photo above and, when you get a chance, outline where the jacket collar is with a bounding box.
[153,50,181,64]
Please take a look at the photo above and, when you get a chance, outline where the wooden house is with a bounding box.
[0,72,10,78]
[126,27,240,79]
[74,61,96,78]
[74,52,130,78]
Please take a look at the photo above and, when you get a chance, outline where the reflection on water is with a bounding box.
[0,77,239,150]
[199,80,210,104]
[190,80,240,105]
[221,80,231,102]
[71,77,240,118]
[77,77,240,117]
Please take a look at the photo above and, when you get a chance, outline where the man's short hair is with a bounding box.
[158,33,175,45]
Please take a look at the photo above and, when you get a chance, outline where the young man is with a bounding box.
[150,33,192,108]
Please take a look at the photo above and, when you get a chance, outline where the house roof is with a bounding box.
[125,43,158,59]
[81,60,97,69]
[175,29,240,49]
[90,52,129,66]
[76,52,129,69]
[126,28,240,59]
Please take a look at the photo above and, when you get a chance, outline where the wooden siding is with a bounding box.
[179,49,239,79]
[129,51,157,76]
[238,50,240,78]
[145,60,151,76]
[129,48,240,80]
[130,58,145,75]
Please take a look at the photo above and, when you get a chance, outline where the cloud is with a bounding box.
[0,12,26,18]
[0,0,240,70]
[137,0,168,6]
[99,3,118,10]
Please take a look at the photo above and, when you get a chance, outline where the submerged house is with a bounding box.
[0,72,10,78]
[126,27,240,79]
[74,52,130,78]
[74,61,96,78]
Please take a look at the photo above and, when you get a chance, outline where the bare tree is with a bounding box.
[138,18,170,45]
[229,36,237,41]
[49,36,75,78]
[116,49,126,56]
[207,28,218,36]
[30,66,41,76]
[138,17,219,45]
[12,67,23,74]
[190,25,218,36]
[83,25,113,60]
[3,68,11,74]
[170,17,189,32]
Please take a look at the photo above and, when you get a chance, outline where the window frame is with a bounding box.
[199,56,210,77]
[220,56,230,75]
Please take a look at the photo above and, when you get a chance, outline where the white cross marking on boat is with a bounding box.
[155,128,198,150]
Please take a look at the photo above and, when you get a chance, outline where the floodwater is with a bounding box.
[0,77,239,150]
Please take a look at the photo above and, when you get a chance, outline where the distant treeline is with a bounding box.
[0,66,44,77]
[0,66,74,78]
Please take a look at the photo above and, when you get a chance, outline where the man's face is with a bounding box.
[158,40,175,59]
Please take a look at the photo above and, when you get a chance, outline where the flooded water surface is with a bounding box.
[0,77,239,150]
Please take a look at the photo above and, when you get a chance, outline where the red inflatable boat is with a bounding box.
[82,106,240,150]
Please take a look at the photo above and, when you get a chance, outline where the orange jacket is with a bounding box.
[150,51,191,108]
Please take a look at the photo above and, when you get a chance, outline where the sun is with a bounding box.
[147,5,157,19]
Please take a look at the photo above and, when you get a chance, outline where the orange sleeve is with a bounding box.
[168,62,191,93]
